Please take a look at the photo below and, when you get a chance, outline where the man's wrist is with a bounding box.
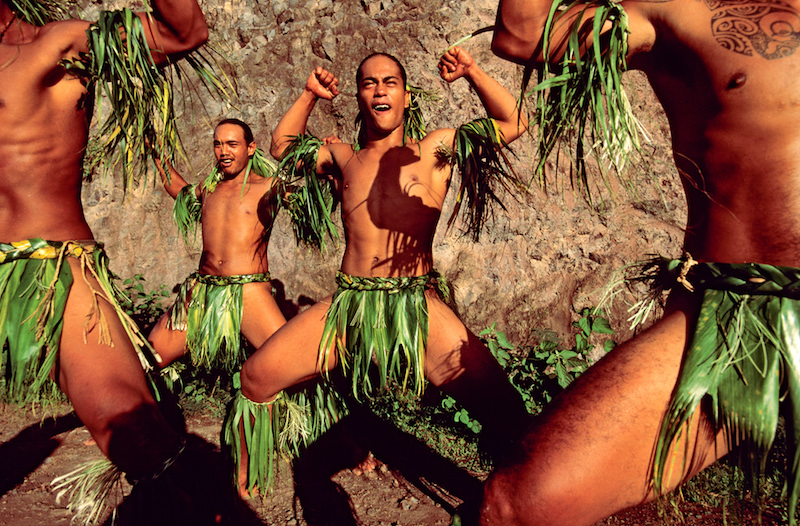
[300,88,319,104]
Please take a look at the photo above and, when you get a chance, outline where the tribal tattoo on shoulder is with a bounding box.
[698,0,800,58]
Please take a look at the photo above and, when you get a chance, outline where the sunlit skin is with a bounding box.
[0,0,207,477]
[233,48,530,497]
[480,0,800,524]
[148,122,287,367]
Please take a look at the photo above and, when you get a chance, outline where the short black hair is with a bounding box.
[216,118,254,144]
[356,52,407,87]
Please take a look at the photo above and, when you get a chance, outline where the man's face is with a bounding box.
[357,55,410,136]
[213,123,255,177]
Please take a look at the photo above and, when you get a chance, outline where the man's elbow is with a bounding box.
[177,23,208,54]
[166,13,209,56]
[491,29,540,65]
[187,24,209,50]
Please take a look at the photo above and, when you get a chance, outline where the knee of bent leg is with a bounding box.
[480,464,581,526]
[239,358,278,402]
[481,469,526,525]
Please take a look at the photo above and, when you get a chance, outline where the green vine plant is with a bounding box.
[439,309,616,435]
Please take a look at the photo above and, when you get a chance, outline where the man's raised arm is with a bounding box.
[438,46,528,144]
[270,67,340,162]
[138,0,209,64]
[492,0,656,66]
[154,157,191,198]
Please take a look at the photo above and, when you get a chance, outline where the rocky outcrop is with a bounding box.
[82,0,685,346]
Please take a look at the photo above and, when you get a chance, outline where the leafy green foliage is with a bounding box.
[370,309,616,470]
[120,273,170,328]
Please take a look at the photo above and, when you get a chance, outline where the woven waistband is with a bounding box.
[666,256,800,299]
[334,270,442,292]
[0,238,99,264]
[193,272,271,286]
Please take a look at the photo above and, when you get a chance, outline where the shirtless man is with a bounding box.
[226,46,529,496]
[480,0,800,524]
[0,0,228,521]
[148,119,286,372]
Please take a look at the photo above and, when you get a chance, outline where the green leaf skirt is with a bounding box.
[223,269,453,495]
[640,257,800,524]
[165,272,271,372]
[319,269,453,401]
[0,238,152,402]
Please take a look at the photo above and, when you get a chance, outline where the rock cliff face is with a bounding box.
[82,0,686,345]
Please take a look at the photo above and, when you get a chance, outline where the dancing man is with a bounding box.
[224,46,530,498]
[481,0,800,524]
[0,0,233,522]
[149,118,286,373]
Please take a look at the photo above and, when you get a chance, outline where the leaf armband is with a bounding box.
[278,134,339,250]
[437,118,521,241]
[172,184,201,247]
[49,7,231,190]
[530,0,642,198]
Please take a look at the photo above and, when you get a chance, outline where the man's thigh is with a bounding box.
[240,295,333,401]
[482,307,729,525]
[240,280,287,349]
[57,258,157,447]
[423,292,528,428]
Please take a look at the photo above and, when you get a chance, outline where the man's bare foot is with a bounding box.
[351,452,379,476]
[238,467,257,499]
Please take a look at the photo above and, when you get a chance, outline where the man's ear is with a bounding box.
[404,89,410,109]
[248,141,257,156]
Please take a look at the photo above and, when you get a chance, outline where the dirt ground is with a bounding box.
[0,402,786,526]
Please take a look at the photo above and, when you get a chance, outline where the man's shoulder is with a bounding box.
[419,128,456,149]
[33,18,92,54]
[37,18,92,39]
[327,142,356,155]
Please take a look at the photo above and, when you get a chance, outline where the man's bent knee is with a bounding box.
[480,473,519,525]
[240,359,279,402]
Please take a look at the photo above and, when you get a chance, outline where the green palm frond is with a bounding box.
[278,134,339,250]
[222,386,349,495]
[405,85,440,143]
[52,459,122,526]
[446,26,496,52]
[9,0,74,25]
[172,184,201,246]
[55,6,232,191]
[436,118,522,241]
[526,0,642,201]
[318,272,453,402]
[184,279,243,372]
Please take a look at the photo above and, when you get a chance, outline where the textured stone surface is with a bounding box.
[81,0,686,345]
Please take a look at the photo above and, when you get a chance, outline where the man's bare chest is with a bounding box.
[0,43,86,111]
[696,0,800,60]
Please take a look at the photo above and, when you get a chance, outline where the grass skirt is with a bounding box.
[319,270,453,401]
[0,238,152,402]
[630,256,800,524]
[165,272,271,372]
[222,385,350,495]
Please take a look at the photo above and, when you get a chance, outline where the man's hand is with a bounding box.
[438,46,475,83]
[305,67,340,101]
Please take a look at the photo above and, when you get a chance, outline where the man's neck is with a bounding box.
[220,167,263,185]
[361,125,407,152]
